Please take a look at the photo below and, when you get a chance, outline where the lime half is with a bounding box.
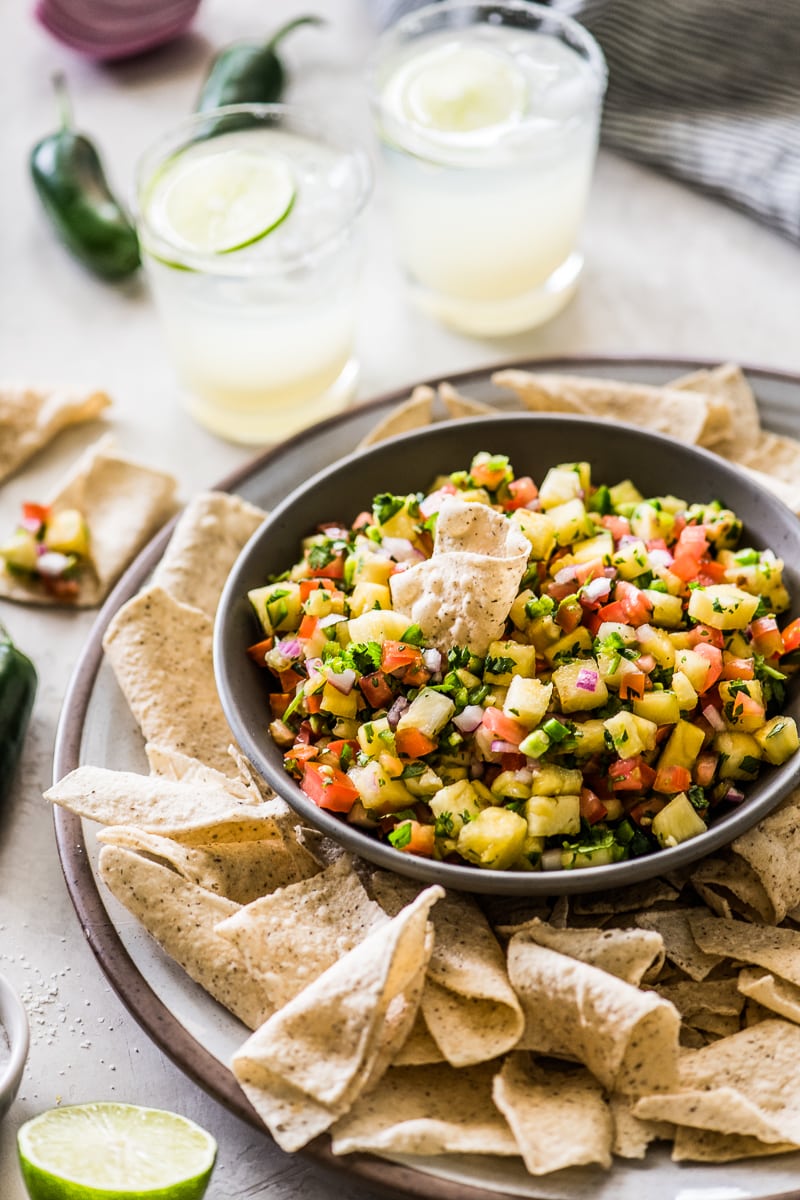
[17,1103,217,1200]
[147,146,296,255]
[403,44,528,134]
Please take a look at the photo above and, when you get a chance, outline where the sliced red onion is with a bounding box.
[36,550,72,577]
[491,739,521,755]
[36,0,201,59]
[419,487,456,518]
[423,648,442,674]
[554,564,578,586]
[703,705,725,731]
[317,613,347,629]
[381,536,425,563]
[524,498,541,511]
[277,638,302,660]
[724,786,746,804]
[326,668,356,695]
[581,577,611,603]
[305,657,323,673]
[576,667,599,692]
[453,705,484,733]
[386,696,409,730]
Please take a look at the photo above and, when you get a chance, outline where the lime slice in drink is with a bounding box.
[404,44,528,134]
[147,146,296,255]
[17,1103,217,1200]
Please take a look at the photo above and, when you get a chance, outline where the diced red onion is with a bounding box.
[277,638,301,660]
[724,786,746,804]
[618,535,640,547]
[524,498,541,511]
[36,551,72,577]
[386,696,409,730]
[541,849,564,871]
[423,648,442,674]
[326,668,356,694]
[491,739,521,755]
[602,566,618,578]
[382,537,425,563]
[20,516,42,534]
[453,705,484,733]
[581,577,611,603]
[648,548,674,568]
[576,668,599,692]
[419,486,457,518]
[317,613,346,629]
[319,525,349,540]
[635,624,655,644]
[305,657,323,673]
[469,761,486,780]
[637,654,656,673]
[703,705,725,731]
[554,564,578,585]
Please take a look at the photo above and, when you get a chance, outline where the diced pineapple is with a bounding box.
[642,590,684,628]
[687,584,760,630]
[320,682,359,719]
[528,615,563,654]
[604,710,658,758]
[397,688,455,738]
[348,760,415,812]
[491,771,532,800]
[630,501,675,542]
[612,539,650,581]
[303,587,346,618]
[659,720,706,770]
[572,719,608,757]
[566,530,614,564]
[516,835,546,870]
[560,843,625,869]
[636,624,675,669]
[525,793,581,837]
[552,658,608,712]
[547,498,593,546]
[714,731,762,779]
[530,765,583,795]
[719,679,765,732]
[456,806,528,870]
[379,498,419,541]
[537,466,583,509]
[248,581,302,635]
[543,626,593,665]
[404,765,444,796]
[0,530,38,572]
[632,690,681,725]
[725,631,752,659]
[484,640,536,684]
[348,581,392,617]
[608,479,644,510]
[357,717,395,757]
[509,510,556,560]
[674,648,711,693]
[597,652,644,691]
[755,716,800,765]
[596,621,637,645]
[350,547,394,587]
[44,508,90,557]
[652,792,707,848]
[347,608,412,644]
[503,677,553,728]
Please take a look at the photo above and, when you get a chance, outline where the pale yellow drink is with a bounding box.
[137,108,372,444]
[370,2,606,336]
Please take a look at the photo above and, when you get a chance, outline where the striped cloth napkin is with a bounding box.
[371,0,800,244]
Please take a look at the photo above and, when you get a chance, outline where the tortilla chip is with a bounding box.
[573,878,679,916]
[0,435,177,607]
[331,1062,518,1158]
[609,1094,674,1159]
[103,585,234,774]
[372,874,524,1066]
[669,363,761,462]
[690,855,773,924]
[737,430,800,487]
[635,909,724,981]
[493,1054,612,1173]
[672,1125,799,1162]
[507,934,680,1094]
[490,371,732,448]
[389,498,529,655]
[737,967,800,1026]
[97,825,317,905]
[729,790,800,924]
[437,382,496,419]
[98,844,270,1030]
[0,382,110,483]
[231,886,442,1151]
[740,464,800,516]
[497,918,664,986]
[357,386,435,449]
[655,978,743,1024]
[216,857,388,1013]
[391,1013,446,1066]
[633,1020,800,1145]
[690,914,800,988]
[151,491,266,619]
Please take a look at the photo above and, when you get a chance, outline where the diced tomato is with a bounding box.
[400,662,432,687]
[646,538,669,553]
[619,672,646,700]
[688,624,724,650]
[481,707,526,747]
[693,752,718,787]
[324,739,360,767]
[555,595,583,632]
[301,762,360,813]
[628,796,667,826]
[729,691,766,724]
[246,636,274,665]
[309,553,345,580]
[671,524,710,582]
[721,655,755,680]
[573,559,609,587]
[579,786,607,824]
[471,460,509,490]
[284,743,318,763]
[615,581,653,626]
[608,757,657,792]
[503,476,538,511]
[395,820,436,857]
[601,514,631,540]
[22,502,50,526]
[395,728,438,758]
[304,691,323,714]
[596,600,626,624]
[382,640,424,675]
[297,614,319,641]
[692,643,722,693]
[653,764,692,794]
[782,618,800,655]
[299,578,335,602]
[751,616,784,660]
[269,692,292,718]
[359,670,394,708]
[546,579,578,603]
[695,559,728,585]
[351,511,372,531]
[278,667,304,692]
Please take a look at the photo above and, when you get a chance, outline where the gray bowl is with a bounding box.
[0,974,28,1119]
[215,414,800,895]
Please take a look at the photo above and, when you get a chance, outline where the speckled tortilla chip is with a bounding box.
[231,886,442,1152]
[357,386,435,449]
[102,585,234,774]
[438,382,496,418]
[0,435,177,608]
[655,978,744,1025]
[496,918,664,986]
[729,790,800,924]
[633,1020,800,1145]
[151,491,266,619]
[669,362,761,461]
[391,1013,445,1066]
[609,1094,674,1159]
[690,915,800,988]
[690,855,773,923]
[493,1054,612,1174]
[216,857,387,1013]
[98,844,270,1030]
[739,465,800,515]
[671,1125,799,1162]
[331,1062,519,1158]
[372,875,524,1067]
[738,967,800,1025]
[737,431,800,487]
[572,878,679,916]
[0,382,110,482]
[389,499,529,655]
[635,909,724,981]
[507,934,680,1094]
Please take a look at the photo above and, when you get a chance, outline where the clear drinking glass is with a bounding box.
[136,106,373,444]
[368,0,607,337]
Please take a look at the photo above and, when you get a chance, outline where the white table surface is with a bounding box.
[2,1,800,1197]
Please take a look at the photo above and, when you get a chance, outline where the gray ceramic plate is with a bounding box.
[215,412,800,896]
[53,358,800,1200]
[0,973,29,1120]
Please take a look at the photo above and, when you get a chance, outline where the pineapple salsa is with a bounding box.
[246,453,800,872]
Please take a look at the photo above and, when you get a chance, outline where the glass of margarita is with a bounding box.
[368,0,606,337]
[136,106,373,444]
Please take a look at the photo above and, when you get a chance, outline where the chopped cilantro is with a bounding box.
[307,542,336,569]
[372,493,407,526]
[401,623,425,646]
[388,822,413,848]
[484,654,516,676]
